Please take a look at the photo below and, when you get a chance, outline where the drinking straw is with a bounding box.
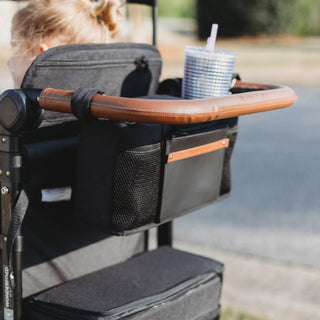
[205,24,218,52]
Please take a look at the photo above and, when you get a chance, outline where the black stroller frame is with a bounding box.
[0,130,23,319]
[0,1,296,319]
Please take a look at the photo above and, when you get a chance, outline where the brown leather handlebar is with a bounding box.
[39,80,296,124]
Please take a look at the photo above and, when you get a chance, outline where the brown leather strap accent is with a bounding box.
[167,138,229,163]
[233,80,277,90]
[39,80,296,124]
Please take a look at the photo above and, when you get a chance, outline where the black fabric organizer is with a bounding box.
[75,115,237,235]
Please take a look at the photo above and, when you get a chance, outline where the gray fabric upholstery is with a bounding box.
[25,247,223,319]
[22,202,144,297]
[22,43,161,95]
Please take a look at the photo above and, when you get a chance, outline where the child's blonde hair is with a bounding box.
[11,0,123,57]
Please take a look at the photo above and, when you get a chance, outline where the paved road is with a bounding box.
[176,85,320,269]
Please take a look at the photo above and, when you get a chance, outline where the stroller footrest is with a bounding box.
[25,246,223,320]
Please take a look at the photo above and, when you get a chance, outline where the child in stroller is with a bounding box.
[8,0,123,88]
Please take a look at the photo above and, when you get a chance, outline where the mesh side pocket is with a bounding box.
[112,144,162,232]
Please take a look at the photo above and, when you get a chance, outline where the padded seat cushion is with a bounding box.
[25,247,223,320]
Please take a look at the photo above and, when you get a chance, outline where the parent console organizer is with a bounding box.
[39,80,295,236]
[75,113,237,235]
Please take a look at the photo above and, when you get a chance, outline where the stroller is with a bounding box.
[0,1,296,319]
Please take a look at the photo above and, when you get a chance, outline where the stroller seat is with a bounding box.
[5,42,226,320]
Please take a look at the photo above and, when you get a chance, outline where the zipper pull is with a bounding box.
[135,56,149,69]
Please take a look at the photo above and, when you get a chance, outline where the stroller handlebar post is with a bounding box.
[127,0,158,46]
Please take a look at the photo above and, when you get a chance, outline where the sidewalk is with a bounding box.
[175,241,320,320]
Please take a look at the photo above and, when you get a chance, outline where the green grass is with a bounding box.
[158,0,320,36]
[295,0,320,35]
[221,308,273,320]
[158,0,195,18]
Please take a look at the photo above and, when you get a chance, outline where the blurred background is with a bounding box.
[1,1,320,319]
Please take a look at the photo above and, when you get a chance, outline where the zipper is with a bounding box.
[37,57,162,68]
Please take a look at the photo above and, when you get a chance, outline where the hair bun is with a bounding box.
[94,0,122,36]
